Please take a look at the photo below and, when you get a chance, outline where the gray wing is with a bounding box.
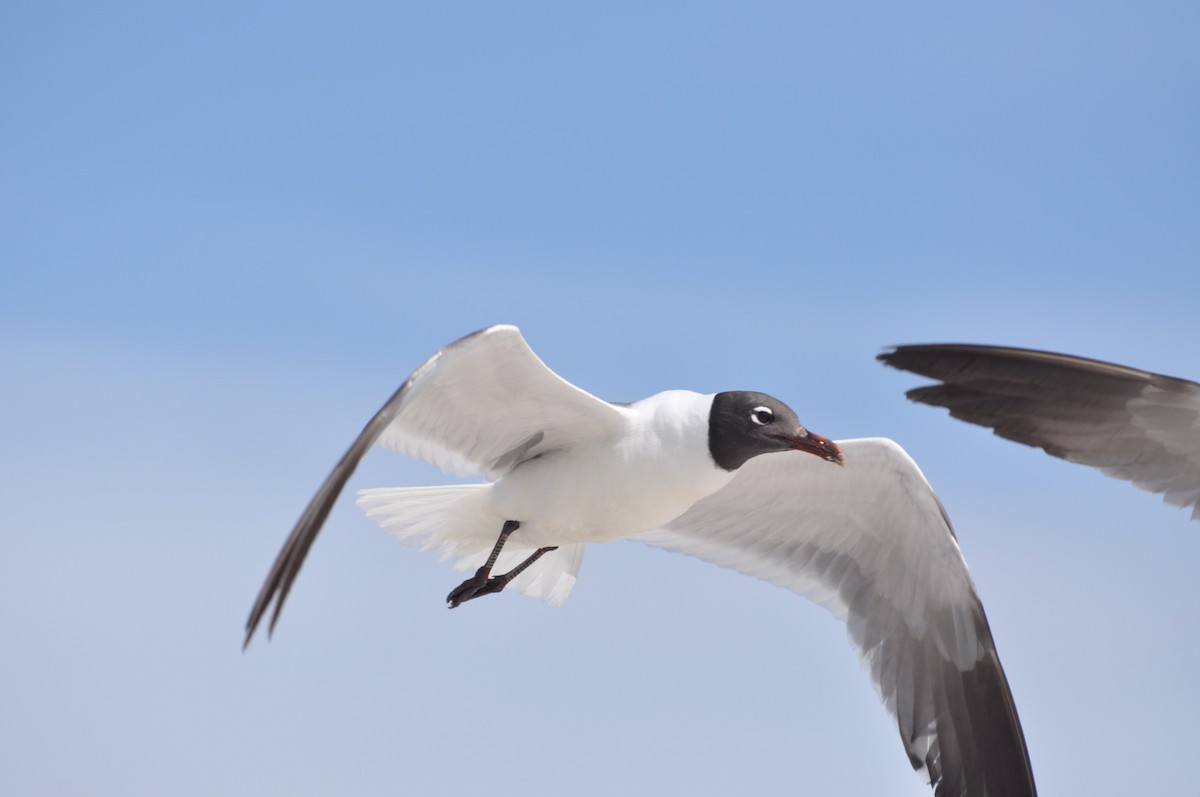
[245,325,625,646]
[633,439,1036,797]
[879,343,1200,520]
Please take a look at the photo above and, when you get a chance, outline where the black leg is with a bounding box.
[481,520,521,572]
[446,521,558,608]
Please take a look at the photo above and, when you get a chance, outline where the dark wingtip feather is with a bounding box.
[924,601,1038,797]
[242,381,418,649]
[240,328,514,648]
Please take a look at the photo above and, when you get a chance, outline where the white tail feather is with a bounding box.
[356,485,584,606]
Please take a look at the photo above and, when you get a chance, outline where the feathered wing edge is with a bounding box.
[243,326,496,647]
[633,439,1036,796]
[245,324,628,645]
[878,343,1200,519]
[637,526,1035,796]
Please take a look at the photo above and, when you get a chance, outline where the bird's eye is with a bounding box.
[750,406,774,426]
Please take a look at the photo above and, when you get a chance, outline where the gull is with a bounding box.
[879,344,1200,520]
[245,325,1037,797]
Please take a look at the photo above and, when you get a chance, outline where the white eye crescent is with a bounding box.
[750,406,774,426]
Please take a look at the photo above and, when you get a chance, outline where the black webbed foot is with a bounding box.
[445,538,559,609]
[446,570,509,608]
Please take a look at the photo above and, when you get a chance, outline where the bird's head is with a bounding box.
[708,391,844,472]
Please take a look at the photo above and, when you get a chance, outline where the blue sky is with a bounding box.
[3,3,1197,795]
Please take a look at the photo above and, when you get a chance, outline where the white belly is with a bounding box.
[486,405,734,546]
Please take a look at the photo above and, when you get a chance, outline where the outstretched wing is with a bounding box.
[879,343,1200,520]
[245,325,626,646]
[633,438,1036,797]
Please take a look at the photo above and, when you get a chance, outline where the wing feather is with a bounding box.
[633,438,1036,797]
[244,325,624,646]
[879,343,1200,519]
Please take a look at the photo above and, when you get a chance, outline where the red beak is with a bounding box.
[784,431,844,466]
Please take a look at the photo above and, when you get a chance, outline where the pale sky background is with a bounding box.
[3,3,1198,795]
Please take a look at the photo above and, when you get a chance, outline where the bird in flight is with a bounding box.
[246,325,1037,797]
[879,343,1200,521]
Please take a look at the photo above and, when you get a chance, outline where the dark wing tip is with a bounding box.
[242,373,418,649]
[878,342,1185,387]
[242,326,519,650]
[242,527,305,650]
[922,601,1039,797]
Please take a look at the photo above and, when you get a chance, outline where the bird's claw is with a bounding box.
[446,570,507,608]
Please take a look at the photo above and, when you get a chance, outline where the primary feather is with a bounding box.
[879,343,1200,519]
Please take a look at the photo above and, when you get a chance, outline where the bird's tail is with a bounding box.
[356,485,583,606]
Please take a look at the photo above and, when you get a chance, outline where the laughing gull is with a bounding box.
[879,344,1200,520]
[246,325,1037,797]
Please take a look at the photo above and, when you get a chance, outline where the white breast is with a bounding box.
[486,391,735,546]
